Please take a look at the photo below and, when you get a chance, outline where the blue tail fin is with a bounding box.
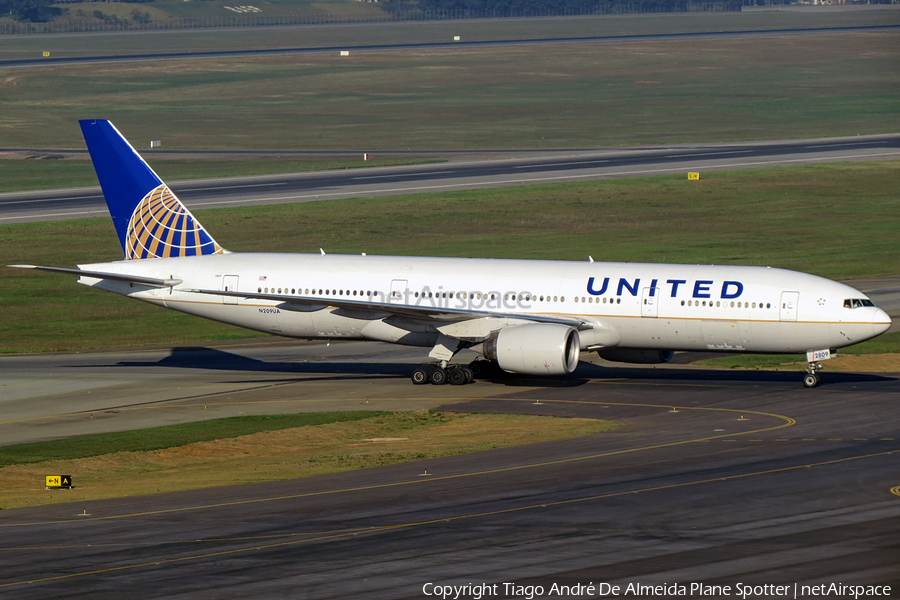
[79,119,224,260]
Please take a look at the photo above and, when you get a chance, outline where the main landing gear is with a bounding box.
[803,361,823,388]
[411,363,475,385]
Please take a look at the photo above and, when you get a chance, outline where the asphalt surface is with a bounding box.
[2,135,899,223]
[0,341,898,598]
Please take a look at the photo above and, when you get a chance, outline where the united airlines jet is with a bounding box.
[11,121,892,387]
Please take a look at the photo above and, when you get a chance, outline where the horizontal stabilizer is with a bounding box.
[9,265,183,287]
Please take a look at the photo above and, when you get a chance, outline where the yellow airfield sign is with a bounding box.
[45,475,72,489]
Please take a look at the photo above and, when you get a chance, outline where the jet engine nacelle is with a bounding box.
[597,348,675,364]
[482,323,580,375]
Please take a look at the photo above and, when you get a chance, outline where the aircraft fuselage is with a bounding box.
[78,253,890,355]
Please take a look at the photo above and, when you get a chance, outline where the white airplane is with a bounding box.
[11,120,892,388]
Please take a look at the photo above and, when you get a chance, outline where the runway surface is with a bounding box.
[0,340,898,598]
[2,135,899,223]
[2,25,897,69]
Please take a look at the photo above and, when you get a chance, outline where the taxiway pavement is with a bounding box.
[0,341,898,598]
[2,135,899,223]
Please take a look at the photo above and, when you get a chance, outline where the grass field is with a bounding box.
[38,0,389,25]
[0,411,388,467]
[0,411,617,509]
[2,21,898,151]
[1,162,897,353]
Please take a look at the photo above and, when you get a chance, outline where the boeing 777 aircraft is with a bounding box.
[11,120,892,387]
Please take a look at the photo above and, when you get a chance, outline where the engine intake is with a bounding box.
[482,323,580,375]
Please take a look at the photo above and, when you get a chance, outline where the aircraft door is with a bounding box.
[641,287,659,317]
[389,279,409,304]
[222,275,239,305]
[780,291,799,321]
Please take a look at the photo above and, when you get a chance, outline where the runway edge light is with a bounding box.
[45,475,73,490]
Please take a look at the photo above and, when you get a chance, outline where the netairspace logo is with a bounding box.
[421,582,893,599]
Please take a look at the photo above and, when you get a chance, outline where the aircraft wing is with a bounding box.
[9,265,183,287]
[190,288,592,330]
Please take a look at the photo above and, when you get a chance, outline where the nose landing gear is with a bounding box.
[803,361,823,388]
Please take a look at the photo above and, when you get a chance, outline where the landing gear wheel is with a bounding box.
[411,366,430,385]
[447,366,468,385]
[461,365,474,384]
[803,360,823,388]
[429,367,447,385]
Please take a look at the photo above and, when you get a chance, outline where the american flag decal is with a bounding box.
[125,184,223,260]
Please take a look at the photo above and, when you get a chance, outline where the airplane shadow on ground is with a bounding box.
[114,346,899,389]
[114,346,414,381]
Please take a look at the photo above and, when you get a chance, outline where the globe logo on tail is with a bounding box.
[126,184,223,260]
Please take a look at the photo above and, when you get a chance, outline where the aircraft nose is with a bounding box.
[873,308,892,335]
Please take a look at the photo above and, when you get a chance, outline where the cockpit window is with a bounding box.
[843,298,875,309]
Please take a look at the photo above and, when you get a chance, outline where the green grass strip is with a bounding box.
[694,332,900,369]
[0,411,389,468]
